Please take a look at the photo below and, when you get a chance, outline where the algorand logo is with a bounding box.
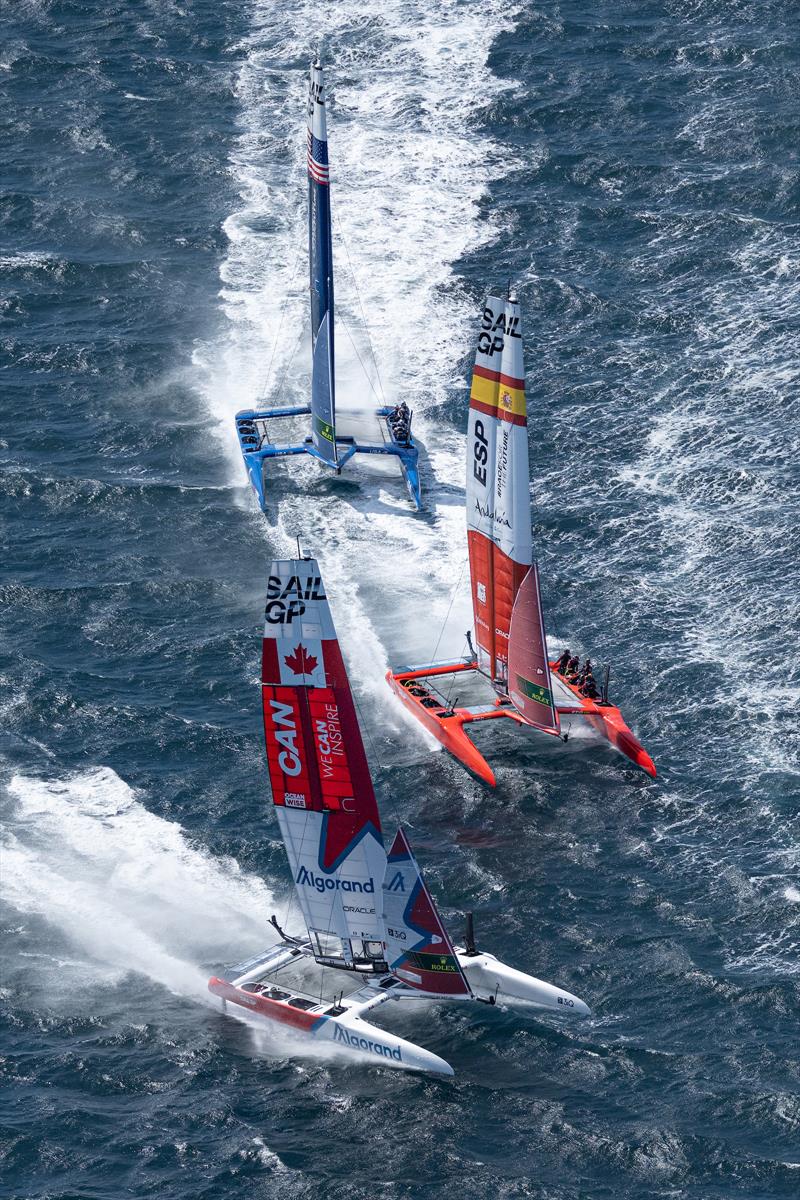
[333,1023,401,1061]
[296,866,374,895]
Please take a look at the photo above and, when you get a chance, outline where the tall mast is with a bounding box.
[307,62,337,465]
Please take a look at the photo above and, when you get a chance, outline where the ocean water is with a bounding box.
[2,1,799,1197]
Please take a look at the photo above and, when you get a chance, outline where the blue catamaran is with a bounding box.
[234,63,422,511]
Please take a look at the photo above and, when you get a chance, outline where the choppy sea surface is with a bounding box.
[2,2,799,1197]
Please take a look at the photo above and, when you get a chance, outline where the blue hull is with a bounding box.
[235,407,422,512]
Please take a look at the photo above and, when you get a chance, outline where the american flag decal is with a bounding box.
[307,130,329,186]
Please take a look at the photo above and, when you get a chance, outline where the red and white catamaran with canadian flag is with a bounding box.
[387,292,656,787]
[208,557,589,1075]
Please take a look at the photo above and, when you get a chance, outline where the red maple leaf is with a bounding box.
[284,643,319,677]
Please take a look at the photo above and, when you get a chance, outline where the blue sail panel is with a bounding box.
[307,63,337,466]
[311,313,335,453]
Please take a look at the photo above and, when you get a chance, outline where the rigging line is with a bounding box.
[349,678,398,830]
[337,308,384,404]
[429,555,469,665]
[258,240,303,407]
[444,636,472,707]
[333,209,387,404]
[527,478,567,652]
[272,324,305,403]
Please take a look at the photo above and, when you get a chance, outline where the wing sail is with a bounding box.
[507,564,559,733]
[307,63,337,466]
[262,559,386,967]
[382,829,471,997]
[466,294,532,686]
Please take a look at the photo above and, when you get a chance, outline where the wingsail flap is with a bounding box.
[307,63,337,466]
[382,829,471,997]
[507,564,559,733]
[466,294,532,685]
[262,559,386,962]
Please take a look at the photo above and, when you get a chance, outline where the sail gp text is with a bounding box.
[265,574,325,624]
[477,304,521,356]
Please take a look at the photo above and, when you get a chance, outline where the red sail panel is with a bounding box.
[468,529,530,679]
[507,565,559,733]
[261,560,386,949]
[262,685,321,810]
[382,829,471,997]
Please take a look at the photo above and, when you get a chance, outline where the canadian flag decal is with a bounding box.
[284,644,319,677]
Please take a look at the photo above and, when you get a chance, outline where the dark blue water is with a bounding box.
[2,2,799,1197]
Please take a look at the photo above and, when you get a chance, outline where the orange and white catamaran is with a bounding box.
[387,293,656,787]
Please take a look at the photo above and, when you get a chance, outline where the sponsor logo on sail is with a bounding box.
[475,499,512,530]
[296,866,375,895]
[385,870,406,894]
[407,950,461,974]
[514,674,553,708]
[496,426,510,495]
[284,792,307,809]
[314,415,335,443]
[332,1023,402,1061]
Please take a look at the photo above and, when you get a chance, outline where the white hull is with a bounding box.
[457,950,591,1016]
[209,941,589,1076]
[313,1011,453,1075]
[209,945,455,1075]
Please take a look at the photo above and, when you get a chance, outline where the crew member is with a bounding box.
[555,649,571,674]
[565,655,580,682]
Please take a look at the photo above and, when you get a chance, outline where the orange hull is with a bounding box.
[388,662,544,787]
[549,666,656,778]
[387,661,655,785]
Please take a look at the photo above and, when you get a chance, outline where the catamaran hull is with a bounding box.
[387,660,655,784]
[235,409,422,512]
[208,977,453,1076]
[387,661,507,786]
[456,953,591,1016]
[552,667,656,778]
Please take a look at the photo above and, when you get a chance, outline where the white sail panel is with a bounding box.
[466,294,533,683]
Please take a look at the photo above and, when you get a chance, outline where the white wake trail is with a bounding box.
[1,768,275,1001]
[193,0,521,722]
